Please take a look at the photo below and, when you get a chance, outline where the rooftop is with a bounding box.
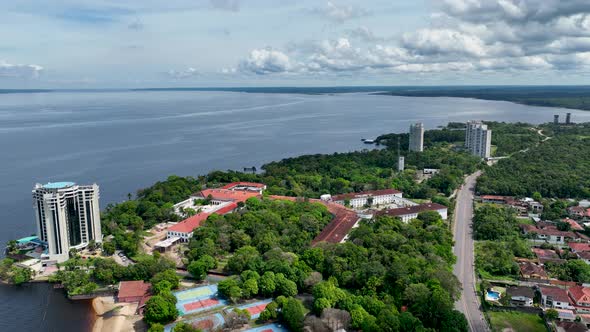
[199,188,261,203]
[507,286,535,298]
[118,280,151,299]
[332,188,402,201]
[539,286,571,303]
[42,181,75,189]
[569,285,590,304]
[379,203,447,217]
[569,242,590,252]
[168,213,210,233]
[221,182,266,190]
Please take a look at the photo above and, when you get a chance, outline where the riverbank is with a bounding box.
[92,295,146,332]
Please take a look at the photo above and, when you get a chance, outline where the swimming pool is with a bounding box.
[486,290,501,301]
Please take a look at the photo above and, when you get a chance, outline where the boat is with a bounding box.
[363,139,376,144]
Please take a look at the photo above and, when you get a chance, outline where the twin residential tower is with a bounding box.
[33,182,102,263]
[465,120,492,158]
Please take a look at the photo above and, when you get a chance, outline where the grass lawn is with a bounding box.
[488,311,547,332]
[478,269,518,282]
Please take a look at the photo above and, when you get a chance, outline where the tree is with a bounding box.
[172,322,201,332]
[417,210,443,227]
[226,246,262,274]
[152,280,172,295]
[151,269,180,289]
[282,298,305,332]
[242,278,259,298]
[143,295,179,324]
[259,271,276,296]
[10,267,32,285]
[314,297,331,314]
[275,273,298,297]
[218,277,242,303]
[187,260,208,281]
[225,309,250,330]
[147,323,165,332]
[546,309,559,321]
[102,241,115,256]
[259,301,279,322]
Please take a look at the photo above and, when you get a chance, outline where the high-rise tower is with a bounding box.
[409,122,424,152]
[32,182,102,263]
[465,121,492,158]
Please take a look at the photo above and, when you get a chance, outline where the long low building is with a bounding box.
[331,189,403,208]
[378,203,448,222]
[167,183,264,242]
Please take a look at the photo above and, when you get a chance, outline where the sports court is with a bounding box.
[164,313,225,332]
[245,323,289,332]
[173,285,227,315]
[235,299,272,319]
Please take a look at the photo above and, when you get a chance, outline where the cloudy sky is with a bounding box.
[2,0,590,88]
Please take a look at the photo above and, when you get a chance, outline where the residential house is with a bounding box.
[568,242,590,254]
[578,252,590,265]
[569,206,590,220]
[521,224,580,246]
[569,285,590,314]
[555,309,577,322]
[532,248,565,265]
[506,286,535,307]
[519,261,549,280]
[539,286,575,310]
[555,321,588,332]
[564,218,585,231]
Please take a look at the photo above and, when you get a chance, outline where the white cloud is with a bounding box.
[239,48,292,74]
[313,1,370,23]
[0,60,43,79]
[167,67,198,79]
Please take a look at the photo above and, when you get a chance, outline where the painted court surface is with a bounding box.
[174,285,227,315]
[236,299,272,319]
[164,313,225,332]
[245,323,289,332]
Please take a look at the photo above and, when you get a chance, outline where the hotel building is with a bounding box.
[32,182,102,263]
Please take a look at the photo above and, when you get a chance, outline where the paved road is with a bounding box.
[453,171,489,332]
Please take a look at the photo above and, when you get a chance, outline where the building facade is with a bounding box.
[32,182,102,263]
[409,122,424,152]
[465,120,492,158]
[332,189,404,208]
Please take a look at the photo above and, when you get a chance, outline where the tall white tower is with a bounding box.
[465,121,492,158]
[32,182,102,263]
[409,123,424,152]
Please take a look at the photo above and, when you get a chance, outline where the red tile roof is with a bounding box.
[220,182,266,190]
[332,189,401,201]
[569,285,590,305]
[564,218,585,231]
[379,203,447,217]
[518,261,548,279]
[168,213,210,233]
[521,224,577,238]
[540,286,571,303]
[568,242,590,252]
[268,195,361,244]
[200,189,260,203]
[118,281,151,299]
[214,202,238,215]
[577,251,590,260]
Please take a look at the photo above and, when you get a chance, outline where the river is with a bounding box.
[1,90,589,331]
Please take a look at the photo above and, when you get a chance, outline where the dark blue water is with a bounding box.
[1,90,589,331]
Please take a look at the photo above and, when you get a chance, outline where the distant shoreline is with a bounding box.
[3,86,590,112]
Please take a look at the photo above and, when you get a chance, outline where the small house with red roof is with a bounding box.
[564,218,585,231]
[568,285,590,313]
[539,286,575,310]
[118,280,151,303]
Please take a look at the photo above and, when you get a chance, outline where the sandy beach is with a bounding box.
[92,296,146,332]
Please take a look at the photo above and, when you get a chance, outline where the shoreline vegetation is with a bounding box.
[4,120,574,332]
[2,86,590,111]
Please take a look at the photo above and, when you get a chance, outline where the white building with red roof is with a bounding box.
[378,203,448,222]
[539,286,575,310]
[167,183,264,242]
[332,189,403,208]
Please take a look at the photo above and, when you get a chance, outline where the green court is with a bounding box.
[175,285,215,302]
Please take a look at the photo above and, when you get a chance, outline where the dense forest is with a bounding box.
[477,123,590,198]
[187,198,467,331]
[376,86,590,111]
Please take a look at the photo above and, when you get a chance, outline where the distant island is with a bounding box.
[3,85,590,111]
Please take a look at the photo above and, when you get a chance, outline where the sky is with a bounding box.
[2,0,590,88]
